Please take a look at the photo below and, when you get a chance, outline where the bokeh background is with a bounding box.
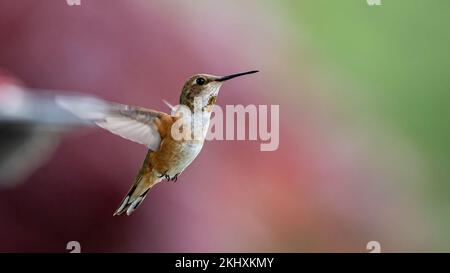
[0,0,449,252]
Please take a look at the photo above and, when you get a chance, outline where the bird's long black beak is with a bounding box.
[215,70,259,82]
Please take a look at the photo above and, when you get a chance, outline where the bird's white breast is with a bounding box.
[164,112,211,177]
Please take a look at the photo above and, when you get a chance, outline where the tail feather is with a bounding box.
[113,173,155,216]
[114,152,158,216]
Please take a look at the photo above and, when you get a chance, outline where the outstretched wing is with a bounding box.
[56,95,168,151]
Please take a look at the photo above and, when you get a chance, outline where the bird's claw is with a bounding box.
[158,171,170,181]
[158,171,179,182]
[171,173,179,183]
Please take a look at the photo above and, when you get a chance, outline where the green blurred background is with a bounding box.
[285,0,450,248]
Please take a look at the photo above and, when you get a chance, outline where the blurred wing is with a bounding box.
[55,95,166,151]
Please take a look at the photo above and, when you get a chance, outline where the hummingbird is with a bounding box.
[56,70,258,216]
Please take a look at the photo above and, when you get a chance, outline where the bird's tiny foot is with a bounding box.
[171,173,179,183]
[158,171,168,178]
[158,170,171,181]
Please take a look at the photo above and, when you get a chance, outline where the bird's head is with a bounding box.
[179,70,258,112]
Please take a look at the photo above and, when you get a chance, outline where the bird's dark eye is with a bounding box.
[196,77,206,85]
